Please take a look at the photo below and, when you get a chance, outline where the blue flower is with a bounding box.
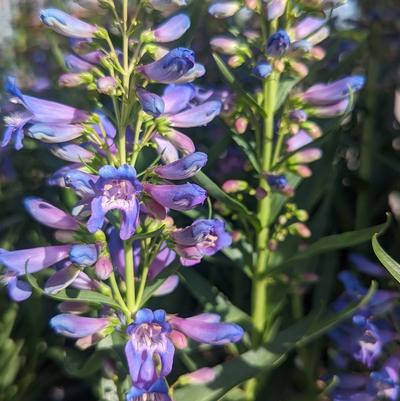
[126,378,171,401]
[266,30,291,57]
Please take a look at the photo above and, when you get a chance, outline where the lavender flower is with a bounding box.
[208,1,241,18]
[87,165,143,240]
[40,8,98,39]
[125,309,174,389]
[170,219,232,266]
[138,48,195,84]
[149,13,191,43]
[2,77,89,150]
[126,379,171,401]
[50,314,111,338]
[137,88,165,117]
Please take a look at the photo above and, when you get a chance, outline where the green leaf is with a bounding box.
[275,76,301,111]
[193,172,259,229]
[267,215,391,277]
[212,53,265,117]
[179,269,252,329]
[231,135,260,173]
[372,217,400,283]
[25,271,121,310]
[173,282,376,401]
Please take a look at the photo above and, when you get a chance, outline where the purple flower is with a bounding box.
[24,197,79,230]
[208,1,241,18]
[49,143,95,163]
[50,314,110,338]
[40,8,98,39]
[300,76,365,106]
[125,309,174,389]
[266,30,291,57]
[138,48,195,84]
[161,84,195,114]
[265,0,287,20]
[64,54,94,72]
[174,63,206,83]
[87,165,142,240]
[59,73,84,88]
[286,130,313,152]
[148,0,187,13]
[143,183,207,211]
[150,13,190,43]
[0,273,32,302]
[210,36,241,55]
[0,245,72,275]
[26,123,85,143]
[292,17,326,41]
[137,88,165,117]
[168,101,221,128]
[169,313,244,345]
[170,219,232,266]
[2,77,89,150]
[69,244,98,267]
[266,174,289,190]
[154,152,207,180]
[126,379,171,401]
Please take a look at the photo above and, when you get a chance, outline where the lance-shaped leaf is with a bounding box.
[372,215,400,283]
[173,281,376,401]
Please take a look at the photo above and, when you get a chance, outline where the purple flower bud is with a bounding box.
[69,244,98,267]
[169,313,244,345]
[49,143,95,163]
[210,36,240,55]
[162,83,195,114]
[1,274,32,302]
[301,76,365,106]
[137,88,165,117]
[208,1,241,18]
[24,197,79,231]
[266,0,287,20]
[266,174,288,190]
[40,9,98,39]
[139,48,195,84]
[253,61,273,79]
[96,76,116,95]
[64,54,94,73]
[148,0,187,13]
[26,123,85,143]
[286,130,313,152]
[292,17,326,41]
[50,314,110,338]
[166,129,196,154]
[168,101,221,128]
[95,256,113,280]
[289,110,308,123]
[143,183,207,211]
[222,180,248,193]
[311,98,350,118]
[44,265,81,294]
[182,368,216,384]
[59,73,84,87]
[154,152,207,180]
[266,30,291,57]
[152,13,190,43]
[153,275,179,296]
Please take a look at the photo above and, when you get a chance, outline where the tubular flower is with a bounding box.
[125,309,175,389]
[208,1,241,18]
[170,219,232,266]
[138,48,195,84]
[154,152,208,180]
[50,314,111,338]
[87,165,143,240]
[2,77,89,150]
[149,13,191,43]
[143,183,207,212]
[40,8,98,38]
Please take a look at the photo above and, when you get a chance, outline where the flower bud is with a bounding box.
[95,255,113,280]
[208,1,241,18]
[266,30,291,57]
[69,244,98,268]
[289,110,308,123]
[150,13,191,43]
[288,222,311,238]
[266,0,287,20]
[137,88,165,117]
[40,8,97,39]
[181,368,216,385]
[59,73,84,87]
[222,179,248,193]
[253,61,273,79]
[210,36,241,55]
[234,117,248,134]
[96,76,116,95]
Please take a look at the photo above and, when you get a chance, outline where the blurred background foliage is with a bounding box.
[0,0,400,400]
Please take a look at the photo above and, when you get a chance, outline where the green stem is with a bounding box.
[124,239,136,314]
[135,264,150,309]
[109,272,130,317]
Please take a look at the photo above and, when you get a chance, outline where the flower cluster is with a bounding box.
[327,255,400,401]
[1,3,242,400]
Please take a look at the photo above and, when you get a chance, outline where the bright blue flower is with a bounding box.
[69,244,98,268]
[253,61,273,79]
[137,88,165,117]
[126,378,171,401]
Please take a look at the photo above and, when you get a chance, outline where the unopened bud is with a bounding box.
[222,179,248,193]
[289,222,311,238]
[96,76,116,95]
[234,117,248,134]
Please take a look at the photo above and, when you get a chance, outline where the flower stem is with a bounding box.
[109,272,131,318]
[124,239,136,314]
